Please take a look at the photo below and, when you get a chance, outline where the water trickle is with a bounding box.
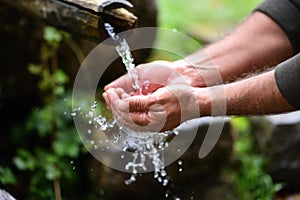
[104,23,141,91]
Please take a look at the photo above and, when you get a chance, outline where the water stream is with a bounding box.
[104,23,141,91]
[72,23,181,199]
[103,23,177,187]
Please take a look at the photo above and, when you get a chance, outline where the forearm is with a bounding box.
[194,70,295,117]
[224,70,295,115]
[176,12,293,85]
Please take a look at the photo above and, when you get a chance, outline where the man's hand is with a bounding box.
[103,85,204,132]
[104,60,209,93]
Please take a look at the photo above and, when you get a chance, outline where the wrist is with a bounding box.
[191,87,212,117]
[174,59,212,87]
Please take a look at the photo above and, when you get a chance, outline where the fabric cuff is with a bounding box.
[255,0,300,54]
[275,53,300,109]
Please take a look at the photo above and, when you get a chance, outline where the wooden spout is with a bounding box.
[61,0,137,29]
[0,0,138,42]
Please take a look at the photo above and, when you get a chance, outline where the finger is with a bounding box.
[126,109,167,132]
[128,112,151,127]
[102,92,111,111]
[128,95,153,112]
[104,74,134,93]
[114,88,131,99]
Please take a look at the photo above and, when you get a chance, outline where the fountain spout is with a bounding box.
[0,0,137,42]
[63,0,138,34]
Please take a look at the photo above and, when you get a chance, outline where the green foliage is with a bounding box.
[230,117,282,200]
[151,0,263,61]
[0,166,16,185]
[6,26,86,200]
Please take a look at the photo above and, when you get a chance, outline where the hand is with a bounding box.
[103,85,204,132]
[104,60,208,93]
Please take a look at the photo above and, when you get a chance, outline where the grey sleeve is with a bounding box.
[255,0,300,54]
[275,53,300,109]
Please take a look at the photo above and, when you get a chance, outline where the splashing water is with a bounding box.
[72,100,174,187]
[103,22,175,186]
[72,23,181,199]
[104,23,172,183]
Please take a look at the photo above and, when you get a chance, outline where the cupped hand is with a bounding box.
[104,60,207,93]
[103,85,203,132]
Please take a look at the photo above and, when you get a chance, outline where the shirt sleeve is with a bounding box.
[255,0,300,54]
[275,53,300,109]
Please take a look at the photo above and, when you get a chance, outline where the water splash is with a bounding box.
[72,101,175,187]
[72,23,182,198]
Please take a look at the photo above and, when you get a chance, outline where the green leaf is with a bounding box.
[54,86,65,96]
[55,69,69,85]
[231,117,251,134]
[52,130,80,158]
[45,164,61,180]
[26,108,53,137]
[0,166,17,185]
[43,26,63,45]
[28,63,42,75]
[13,157,28,170]
[13,149,37,171]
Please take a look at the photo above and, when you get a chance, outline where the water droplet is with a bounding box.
[121,155,125,159]
[157,177,162,183]
[87,129,92,134]
[179,168,183,173]
[162,178,168,186]
[177,148,181,152]
[91,101,97,111]
[165,190,171,198]
[161,170,167,177]
[70,160,74,164]
[71,112,76,116]
[72,166,76,170]
[178,160,183,165]
[125,174,136,185]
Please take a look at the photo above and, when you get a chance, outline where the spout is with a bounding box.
[0,0,137,42]
[62,0,138,32]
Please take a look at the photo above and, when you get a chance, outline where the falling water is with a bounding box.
[72,23,181,199]
[104,23,141,91]
[104,22,177,187]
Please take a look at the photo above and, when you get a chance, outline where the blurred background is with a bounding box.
[1,0,300,199]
